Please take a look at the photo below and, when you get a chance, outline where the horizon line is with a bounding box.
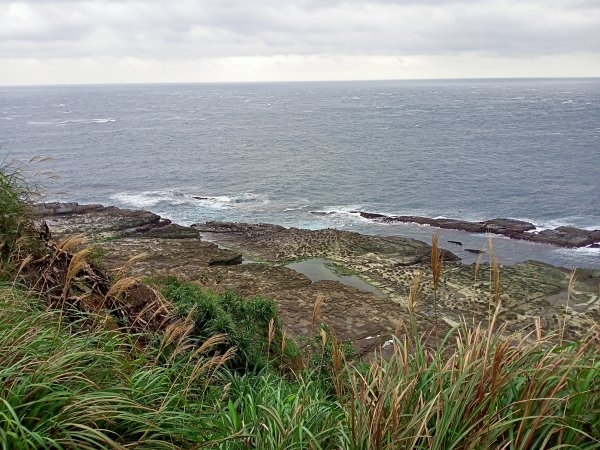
[2,76,600,89]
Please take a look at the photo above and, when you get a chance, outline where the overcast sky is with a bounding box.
[1,0,600,85]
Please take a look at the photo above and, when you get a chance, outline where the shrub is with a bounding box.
[154,277,280,372]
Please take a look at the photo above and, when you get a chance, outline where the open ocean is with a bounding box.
[1,79,599,268]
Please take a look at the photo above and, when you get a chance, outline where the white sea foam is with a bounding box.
[58,117,117,125]
[556,246,600,257]
[283,205,309,212]
[310,205,371,227]
[532,216,600,232]
[111,190,270,211]
[111,191,170,208]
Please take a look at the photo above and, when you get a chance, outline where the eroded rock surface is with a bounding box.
[35,204,600,355]
[193,221,459,265]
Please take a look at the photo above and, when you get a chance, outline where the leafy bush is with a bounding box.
[154,277,280,371]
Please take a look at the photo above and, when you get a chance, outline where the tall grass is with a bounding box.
[2,266,598,449]
[211,370,347,449]
[344,323,599,449]
[0,161,39,271]
[0,284,227,449]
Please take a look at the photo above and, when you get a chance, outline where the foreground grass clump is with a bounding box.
[343,325,599,449]
[0,284,231,449]
[0,161,40,273]
[212,370,347,449]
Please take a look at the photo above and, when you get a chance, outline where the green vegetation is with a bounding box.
[1,163,598,449]
[0,160,39,273]
[150,276,298,372]
[0,285,219,448]
[324,261,357,276]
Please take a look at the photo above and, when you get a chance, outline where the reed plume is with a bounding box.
[408,272,421,315]
[61,246,94,301]
[312,292,324,325]
[430,233,443,290]
[561,268,577,344]
[430,233,443,334]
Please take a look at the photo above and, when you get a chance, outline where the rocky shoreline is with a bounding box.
[34,202,600,353]
[312,210,600,249]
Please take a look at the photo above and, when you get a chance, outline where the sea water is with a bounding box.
[1,79,599,268]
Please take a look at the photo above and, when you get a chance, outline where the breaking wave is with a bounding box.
[110,190,270,211]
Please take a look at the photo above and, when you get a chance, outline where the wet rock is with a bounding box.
[348,210,599,248]
[385,215,438,226]
[484,218,536,233]
[526,229,595,248]
[437,219,487,233]
[465,248,485,254]
[350,211,389,220]
[126,223,200,239]
[33,202,104,216]
[448,240,463,246]
[209,254,244,266]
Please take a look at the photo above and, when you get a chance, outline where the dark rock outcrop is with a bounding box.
[483,218,537,234]
[35,202,199,240]
[209,254,244,266]
[465,248,485,254]
[32,202,105,215]
[348,210,599,249]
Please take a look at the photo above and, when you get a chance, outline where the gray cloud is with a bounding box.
[1,0,600,60]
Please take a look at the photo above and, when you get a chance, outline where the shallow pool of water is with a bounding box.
[286,258,384,296]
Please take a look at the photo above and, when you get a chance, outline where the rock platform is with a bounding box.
[35,202,600,354]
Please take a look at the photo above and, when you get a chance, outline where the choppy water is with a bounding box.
[1,79,599,268]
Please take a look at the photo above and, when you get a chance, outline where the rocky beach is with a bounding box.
[35,202,600,355]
